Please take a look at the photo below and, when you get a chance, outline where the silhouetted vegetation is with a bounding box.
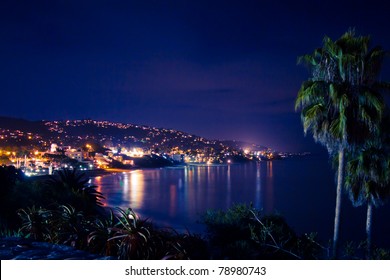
[202,204,324,259]
[296,29,390,258]
[133,154,174,168]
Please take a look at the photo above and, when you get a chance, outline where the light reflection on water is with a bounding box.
[255,164,261,210]
[92,163,270,231]
[91,158,390,247]
[265,161,273,213]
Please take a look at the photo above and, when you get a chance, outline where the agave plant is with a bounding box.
[161,230,209,260]
[87,209,119,256]
[53,205,89,249]
[17,206,53,241]
[108,208,161,260]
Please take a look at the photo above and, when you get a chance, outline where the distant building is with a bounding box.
[50,143,58,153]
[171,154,184,162]
[65,149,85,162]
[94,153,110,168]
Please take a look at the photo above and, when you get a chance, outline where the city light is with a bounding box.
[0,118,294,177]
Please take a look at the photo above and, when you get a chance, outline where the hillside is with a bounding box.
[0,116,264,154]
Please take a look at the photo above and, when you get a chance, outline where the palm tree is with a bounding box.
[344,113,390,259]
[295,29,387,258]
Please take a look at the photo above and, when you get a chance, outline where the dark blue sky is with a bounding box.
[1,0,389,152]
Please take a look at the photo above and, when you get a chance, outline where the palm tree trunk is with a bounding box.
[333,148,344,259]
[366,201,373,259]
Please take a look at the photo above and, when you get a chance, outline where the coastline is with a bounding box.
[26,161,261,181]
[26,168,125,181]
[85,168,129,177]
[25,158,294,181]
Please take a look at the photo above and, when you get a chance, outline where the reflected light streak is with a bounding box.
[267,161,273,178]
[123,173,129,203]
[186,167,196,211]
[178,178,183,189]
[94,176,107,206]
[169,184,177,217]
[255,164,261,209]
[184,167,188,185]
[128,171,145,209]
[226,165,231,206]
[265,161,274,213]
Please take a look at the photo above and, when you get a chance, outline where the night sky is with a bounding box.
[1,0,390,152]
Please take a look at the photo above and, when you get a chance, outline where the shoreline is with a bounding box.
[26,167,140,181]
[26,159,296,181]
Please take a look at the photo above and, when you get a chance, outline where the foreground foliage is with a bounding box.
[296,29,389,258]
[202,204,325,259]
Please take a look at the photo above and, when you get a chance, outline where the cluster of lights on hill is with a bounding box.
[0,117,310,176]
[0,117,291,165]
[42,119,229,153]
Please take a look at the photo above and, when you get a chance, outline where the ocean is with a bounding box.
[91,156,390,248]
